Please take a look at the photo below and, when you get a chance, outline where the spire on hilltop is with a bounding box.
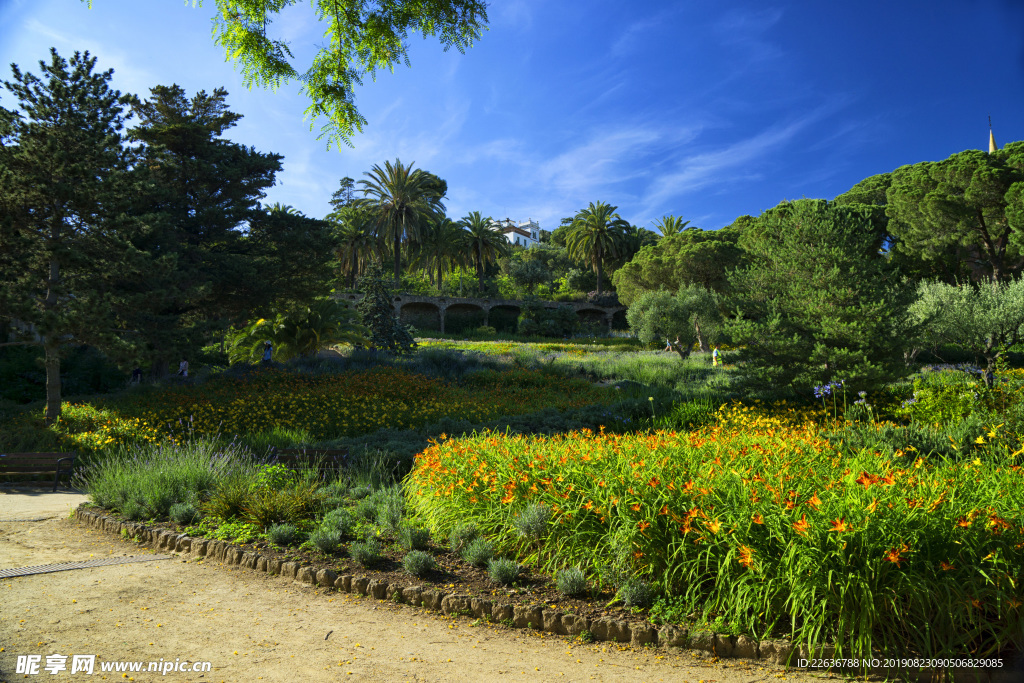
[989,115,998,153]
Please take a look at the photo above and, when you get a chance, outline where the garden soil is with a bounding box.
[0,487,838,683]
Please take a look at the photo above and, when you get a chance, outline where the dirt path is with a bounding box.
[0,487,834,683]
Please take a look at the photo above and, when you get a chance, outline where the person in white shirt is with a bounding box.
[178,358,188,377]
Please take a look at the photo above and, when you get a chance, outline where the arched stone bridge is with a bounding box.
[333,292,626,334]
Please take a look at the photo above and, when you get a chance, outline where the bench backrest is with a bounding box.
[0,452,76,472]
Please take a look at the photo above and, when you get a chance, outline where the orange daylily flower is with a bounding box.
[637,520,651,534]
[807,494,822,510]
[737,545,755,568]
[866,499,878,513]
[706,519,722,534]
[828,518,851,533]
[752,513,764,524]
[940,561,955,571]
[956,517,972,528]
[855,472,876,490]
[792,514,810,536]
[630,503,641,512]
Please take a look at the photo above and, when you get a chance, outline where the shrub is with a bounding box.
[266,523,298,546]
[488,557,520,585]
[121,499,147,521]
[169,502,202,525]
[321,508,356,536]
[241,481,322,527]
[399,525,430,551]
[618,578,653,608]
[555,567,588,597]
[373,487,405,532]
[348,485,372,500]
[349,538,381,566]
[402,550,436,577]
[202,474,251,521]
[461,537,494,568]
[448,524,479,552]
[309,528,342,554]
[354,496,378,521]
[512,503,551,540]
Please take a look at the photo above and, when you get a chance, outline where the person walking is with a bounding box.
[262,341,273,365]
[131,367,142,384]
[178,358,189,377]
[712,345,720,368]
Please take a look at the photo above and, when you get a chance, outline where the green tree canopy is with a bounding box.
[356,261,416,354]
[909,278,1024,377]
[652,215,691,236]
[726,199,913,393]
[356,158,446,284]
[612,224,744,305]
[885,144,1024,284]
[460,211,508,293]
[626,284,722,359]
[328,204,381,288]
[83,0,489,149]
[0,49,141,424]
[227,298,367,363]
[565,201,629,296]
[126,84,284,370]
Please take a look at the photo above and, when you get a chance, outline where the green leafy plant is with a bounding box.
[349,538,382,566]
[460,537,494,567]
[402,550,436,577]
[169,502,202,525]
[555,566,588,597]
[512,503,551,540]
[449,523,480,552]
[487,557,520,585]
[321,507,356,536]
[617,577,654,608]
[309,528,342,554]
[267,523,298,546]
[399,525,430,551]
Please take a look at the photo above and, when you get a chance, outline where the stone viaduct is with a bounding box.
[333,292,627,334]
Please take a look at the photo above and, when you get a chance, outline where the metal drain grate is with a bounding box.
[0,555,173,579]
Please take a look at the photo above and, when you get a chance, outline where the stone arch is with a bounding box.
[488,304,521,333]
[611,309,628,331]
[399,301,442,332]
[444,303,487,334]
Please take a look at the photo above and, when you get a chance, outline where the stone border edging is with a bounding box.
[73,507,1014,683]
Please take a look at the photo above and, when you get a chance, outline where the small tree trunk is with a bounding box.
[694,320,710,352]
[595,254,603,296]
[393,240,402,287]
[671,341,691,361]
[437,262,443,290]
[43,338,62,426]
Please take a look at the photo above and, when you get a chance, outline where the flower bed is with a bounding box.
[406,408,1024,664]
[39,366,612,454]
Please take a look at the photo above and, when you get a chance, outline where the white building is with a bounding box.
[491,218,541,248]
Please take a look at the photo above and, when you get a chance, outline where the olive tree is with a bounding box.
[626,284,721,359]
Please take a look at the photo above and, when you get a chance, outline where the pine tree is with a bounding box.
[0,49,141,424]
[355,262,417,354]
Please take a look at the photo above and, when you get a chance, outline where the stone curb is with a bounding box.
[74,507,1015,683]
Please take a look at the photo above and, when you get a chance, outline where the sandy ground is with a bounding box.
[0,486,835,683]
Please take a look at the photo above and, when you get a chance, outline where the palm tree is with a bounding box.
[460,211,509,293]
[267,202,301,216]
[566,201,629,295]
[355,159,444,283]
[414,217,467,289]
[653,215,690,236]
[227,299,367,363]
[330,207,378,288]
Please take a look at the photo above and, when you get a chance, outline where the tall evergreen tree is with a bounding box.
[125,84,283,370]
[0,49,140,424]
[726,199,914,392]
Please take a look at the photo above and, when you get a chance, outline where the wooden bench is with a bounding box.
[0,452,77,492]
[266,447,350,477]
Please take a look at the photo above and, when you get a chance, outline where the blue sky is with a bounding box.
[2,0,1023,232]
